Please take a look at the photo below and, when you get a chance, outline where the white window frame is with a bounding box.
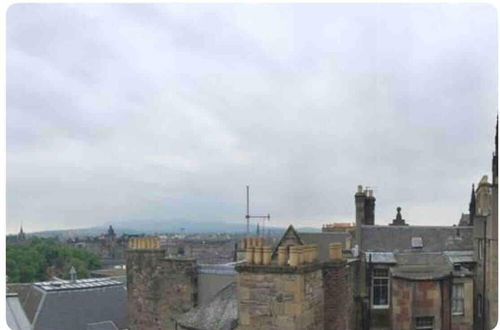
[371,267,390,309]
[452,283,464,316]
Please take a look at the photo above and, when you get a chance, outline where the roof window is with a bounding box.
[411,237,423,249]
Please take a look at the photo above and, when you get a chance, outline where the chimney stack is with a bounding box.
[355,185,376,226]
[365,189,376,225]
[355,185,366,226]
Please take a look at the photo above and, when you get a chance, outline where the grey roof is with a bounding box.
[362,225,473,253]
[8,283,43,323]
[444,250,475,264]
[391,253,453,280]
[175,282,238,330]
[86,321,119,330]
[29,278,127,330]
[7,293,31,330]
[298,232,349,262]
[458,213,470,226]
[34,278,122,292]
[364,252,397,264]
[198,263,237,275]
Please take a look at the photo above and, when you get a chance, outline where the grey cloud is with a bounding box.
[6,3,497,233]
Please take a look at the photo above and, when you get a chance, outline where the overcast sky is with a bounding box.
[6,3,498,234]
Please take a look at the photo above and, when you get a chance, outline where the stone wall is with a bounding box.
[126,249,197,330]
[451,277,474,330]
[391,278,445,330]
[323,261,354,330]
[236,264,324,330]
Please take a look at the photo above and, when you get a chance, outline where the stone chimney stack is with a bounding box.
[355,185,367,226]
[355,185,376,225]
[365,189,376,225]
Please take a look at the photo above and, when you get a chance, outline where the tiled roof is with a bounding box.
[361,225,473,253]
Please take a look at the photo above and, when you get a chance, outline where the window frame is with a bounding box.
[371,267,390,309]
[451,283,464,316]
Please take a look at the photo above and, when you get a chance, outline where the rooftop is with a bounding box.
[33,278,123,292]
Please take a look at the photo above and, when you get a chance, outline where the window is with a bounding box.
[411,237,423,249]
[372,268,389,308]
[452,284,464,315]
[415,316,434,330]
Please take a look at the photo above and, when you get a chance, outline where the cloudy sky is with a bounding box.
[6,3,497,234]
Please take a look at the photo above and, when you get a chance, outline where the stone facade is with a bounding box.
[236,264,324,330]
[126,240,197,330]
[323,261,355,330]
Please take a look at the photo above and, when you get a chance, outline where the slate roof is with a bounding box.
[22,278,127,330]
[361,225,473,253]
[299,232,349,262]
[6,293,31,330]
[86,321,119,330]
[444,250,475,264]
[8,283,43,323]
[390,253,453,280]
[197,263,237,275]
[364,252,397,264]
[175,282,238,330]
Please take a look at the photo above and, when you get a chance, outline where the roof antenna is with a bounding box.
[245,185,271,237]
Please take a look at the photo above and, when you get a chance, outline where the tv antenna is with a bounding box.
[245,185,271,236]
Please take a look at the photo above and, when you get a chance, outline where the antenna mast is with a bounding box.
[245,185,271,236]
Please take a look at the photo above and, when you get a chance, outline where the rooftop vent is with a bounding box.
[411,237,423,249]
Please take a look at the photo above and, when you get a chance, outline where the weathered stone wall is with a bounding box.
[236,265,324,330]
[126,249,197,330]
[391,279,444,330]
[451,277,474,330]
[323,261,354,330]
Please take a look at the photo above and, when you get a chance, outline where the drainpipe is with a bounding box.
[483,219,487,330]
[367,254,372,330]
[449,272,453,330]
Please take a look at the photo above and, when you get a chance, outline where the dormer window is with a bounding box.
[411,237,423,249]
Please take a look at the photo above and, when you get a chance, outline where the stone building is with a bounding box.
[125,122,497,330]
[470,118,498,330]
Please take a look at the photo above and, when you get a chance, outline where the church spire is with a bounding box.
[469,183,476,225]
[18,222,26,241]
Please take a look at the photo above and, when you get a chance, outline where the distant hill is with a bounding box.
[25,219,321,238]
